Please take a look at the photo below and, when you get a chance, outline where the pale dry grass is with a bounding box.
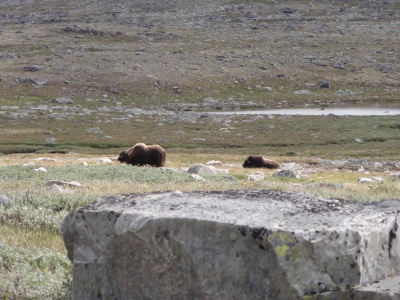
[0,225,65,253]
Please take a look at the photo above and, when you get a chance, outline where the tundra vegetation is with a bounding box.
[0,0,399,298]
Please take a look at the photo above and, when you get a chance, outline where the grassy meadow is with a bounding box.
[0,98,399,299]
[0,148,399,298]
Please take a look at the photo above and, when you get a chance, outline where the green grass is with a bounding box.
[1,110,399,159]
[0,149,399,298]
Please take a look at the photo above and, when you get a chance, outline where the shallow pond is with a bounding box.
[207,104,400,116]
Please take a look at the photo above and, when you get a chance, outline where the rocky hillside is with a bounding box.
[0,0,399,107]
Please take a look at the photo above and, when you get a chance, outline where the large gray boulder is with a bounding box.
[61,190,400,299]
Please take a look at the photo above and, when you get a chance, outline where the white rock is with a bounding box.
[187,164,218,175]
[206,160,223,166]
[272,169,300,178]
[34,167,47,172]
[34,157,57,161]
[248,172,265,182]
[189,174,206,181]
[98,158,112,163]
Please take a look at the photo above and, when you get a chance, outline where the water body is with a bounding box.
[208,105,400,116]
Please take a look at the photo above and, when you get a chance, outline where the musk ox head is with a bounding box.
[243,155,279,169]
[118,150,128,163]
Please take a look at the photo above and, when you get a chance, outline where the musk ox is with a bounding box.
[242,155,280,169]
[118,143,166,167]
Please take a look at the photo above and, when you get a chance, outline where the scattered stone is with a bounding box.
[282,7,295,14]
[293,90,313,95]
[87,127,103,134]
[303,55,316,60]
[333,63,345,69]
[189,174,206,181]
[312,60,327,67]
[0,195,11,206]
[46,184,73,193]
[46,180,83,188]
[248,172,264,182]
[355,138,363,144]
[317,81,330,88]
[24,65,41,72]
[51,97,74,104]
[98,158,112,163]
[31,78,47,85]
[45,138,57,144]
[207,160,222,166]
[272,169,300,178]
[358,177,384,183]
[34,157,57,161]
[187,164,218,175]
[0,53,16,59]
[34,167,47,172]
[281,162,301,169]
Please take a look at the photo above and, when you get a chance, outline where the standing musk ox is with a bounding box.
[243,155,280,169]
[118,143,166,167]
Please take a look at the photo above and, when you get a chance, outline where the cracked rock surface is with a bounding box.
[61,190,400,299]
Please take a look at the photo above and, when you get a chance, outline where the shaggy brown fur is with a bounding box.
[118,143,166,167]
[242,155,280,169]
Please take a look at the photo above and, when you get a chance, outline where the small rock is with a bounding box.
[207,160,223,166]
[31,78,47,85]
[45,138,57,144]
[34,157,57,161]
[355,139,363,144]
[46,184,72,193]
[293,90,313,95]
[272,169,300,179]
[281,162,299,169]
[189,174,206,181]
[358,177,383,183]
[0,53,16,59]
[312,60,327,67]
[187,164,218,175]
[0,195,11,206]
[24,65,41,72]
[34,167,48,172]
[248,172,265,182]
[46,180,82,188]
[317,81,330,88]
[282,7,295,14]
[87,127,103,134]
[371,176,384,182]
[98,158,112,163]
[51,97,74,104]
[333,63,345,70]
[358,178,373,183]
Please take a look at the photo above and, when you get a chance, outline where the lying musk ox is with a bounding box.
[242,155,280,169]
[118,143,166,167]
